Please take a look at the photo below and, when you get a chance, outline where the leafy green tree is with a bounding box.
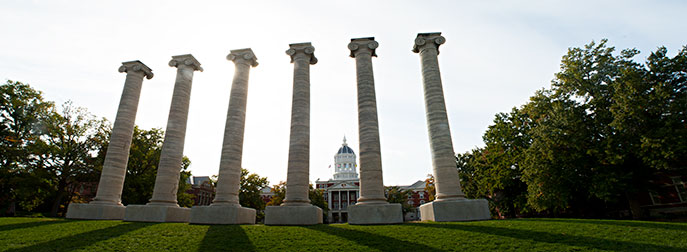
[0,80,53,215]
[309,186,329,221]
[35,101,107,216]
[266,181,285,206]
[265,181,329,221]
[177,157,194,207]
[239,168,269,221]
[385,186,414,214]
[98,126,192,206]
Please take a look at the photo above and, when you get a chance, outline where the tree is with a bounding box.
[265,181,329,217]
[424,174,435,202]
[0,80,53,215]
[35,101,107,216]
[266,181,286,207]
[98,126,193,206]
[239,168,269,221]
[385,186,414,214]
[177,157,194,207]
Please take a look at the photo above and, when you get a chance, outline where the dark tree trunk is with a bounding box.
[626,192,643,220]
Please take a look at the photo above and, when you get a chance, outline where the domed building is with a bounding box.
[315,136,360,223]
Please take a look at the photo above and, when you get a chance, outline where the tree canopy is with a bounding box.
[458,40,687,219]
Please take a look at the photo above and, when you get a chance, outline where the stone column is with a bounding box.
[66,61,153,220]
[189,49,258,224]
[264,42,322,225]
[413,32,490,221]
[346,37,402,224]
[125,54,202,223]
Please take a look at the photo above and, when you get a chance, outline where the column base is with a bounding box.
[189,205,256,224]
[347,203,403,225]
[419,198,491,222]
[66,203,125,220]
[124,204,190,223]
[264,205,322,225]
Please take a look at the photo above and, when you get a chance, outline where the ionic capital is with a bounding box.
[118,60,154,79]
[286,42,317,65]
[227,48,259,67]
[348,37,378,58]
[169,54,203,72]
[412,32,446,54]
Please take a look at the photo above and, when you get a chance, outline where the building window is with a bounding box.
[672,177,686,202]
[333,202,339,210]
[420,200,425,204]
[407,200,413,205]
[419,193,424,199]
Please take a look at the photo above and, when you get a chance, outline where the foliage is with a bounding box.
[2,217,686,251]
[265,181,329,219]
[423,174,435,202]
[385,186,414,214]
[177,157,193,208]
[34,101,108,216]
[239,168,269,221]
[266,181,286,206]
[0,80,53,215]
[114,126,193,206]
[460,40,687,219]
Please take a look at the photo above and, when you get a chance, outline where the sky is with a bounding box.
[1,0,686,187]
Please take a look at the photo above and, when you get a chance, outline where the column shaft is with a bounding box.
[213,49,257,205]
[92,62,152,205]
[149,55,202,206]
[415,34,465,201]
[353,48,386,204]
[283,52,311,205]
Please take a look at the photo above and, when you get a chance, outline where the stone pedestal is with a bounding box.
[190,205,256,225]
[264,42,322,225]
[347,37,403,225]
[348,203,403,225]
[413,32,491,221]
[124,205,190,223]
[124,54,202,223]
[419,199,490,222]
[65,203,126,220]
[264,205,322,226]
[66,61,153,220]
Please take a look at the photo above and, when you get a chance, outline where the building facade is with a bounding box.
[315,137,360,223]
[185,176,215,206]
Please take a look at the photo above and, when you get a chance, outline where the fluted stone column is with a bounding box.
[413,32,490,221]
[346,37,402,224]
[125,54,202,223]
[264,42,322,225]
[66,61,153,220]
[190,49,258,224]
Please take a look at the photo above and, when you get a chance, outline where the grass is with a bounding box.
[0,217,686,251]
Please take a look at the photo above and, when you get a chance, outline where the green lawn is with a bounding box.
[0,217,685,251]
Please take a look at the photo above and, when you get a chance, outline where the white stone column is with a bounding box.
[413,32,490,221]
[189,49,258,224]
[346,37,402,224]
[264,42,323,225]
[66,61,153,220]
[125,54,202,223]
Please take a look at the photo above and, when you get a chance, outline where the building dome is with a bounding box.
[337,145,355,155]
[332,136,358,180]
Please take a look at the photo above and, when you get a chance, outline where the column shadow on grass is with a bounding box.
[519,218,687,232]
[7,221,156,252]
[0,219,72,232]
[198,225,255,251]
[307,225,446,252]
[411,222,684,252]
